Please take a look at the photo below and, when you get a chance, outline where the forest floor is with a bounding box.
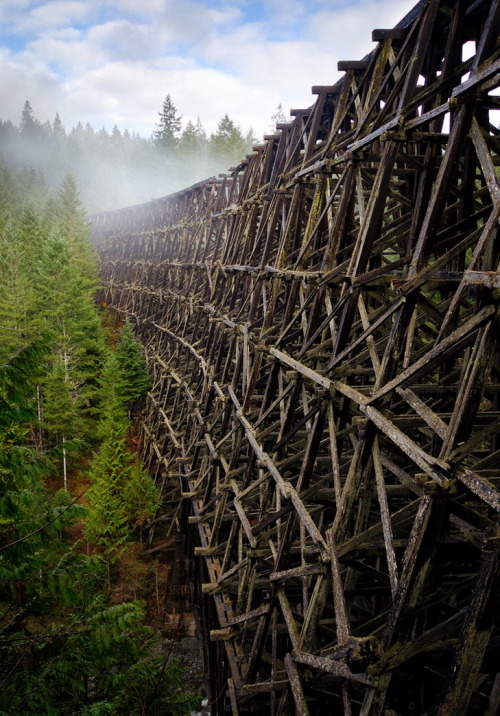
[56,462,207,710]
[119,528,207,712]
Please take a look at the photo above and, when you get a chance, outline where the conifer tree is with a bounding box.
[52,112,65,137]
[0,162,17,225]
[115,319,150,411]
[38,236,105,485]
[41,353,86,490]
[0,228,40,363]
[210,113,249,169]
[17,202,50,265]
[84,416,134,556]
[269,103,287,131]
[19,100,39,138]
[0,338,78,620]
[55,174,98,290]
[153,93,182,151]
[85,352,158,557]
[179,117,207,155]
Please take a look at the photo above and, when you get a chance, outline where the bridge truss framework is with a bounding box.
[92,1,500,713]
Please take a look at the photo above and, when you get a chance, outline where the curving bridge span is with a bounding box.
[91,1,500,713]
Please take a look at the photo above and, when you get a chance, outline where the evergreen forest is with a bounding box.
[0,96,260,213]
[0,164,200,714]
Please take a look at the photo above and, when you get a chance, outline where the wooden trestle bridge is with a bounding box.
[90,1,500,713]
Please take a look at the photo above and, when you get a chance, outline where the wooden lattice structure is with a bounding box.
[91,1,500,712]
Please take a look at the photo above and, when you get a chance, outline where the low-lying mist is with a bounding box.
[0,109,258,214]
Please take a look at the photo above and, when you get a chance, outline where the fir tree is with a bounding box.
[0,165,195,715]
[270,102,287,130]
[179,117,207,155]
[0,228,40,363]
[85,409,159,556]
[19,100,39,138]
[153,94,182,151]
[1,600,197,715]
[38,236,105,485]
[55,174,98,290]
[52,112,65,137]
[210,113,248,169]
[114,319,150,411]
[86,352,158,556]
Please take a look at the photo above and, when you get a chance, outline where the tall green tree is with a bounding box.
[0,164,197,716]
[0,228,40,363]
[0,338,84,630]
[179,117,207,155]
[114,319,150,411]
[153,94,182,151]
[19,100,39,138]
[55,174,98,290]
[210,113,248,168]
[38,236,105,487]
[85,352,158,557]
[1,100,260,211]
[52,112,65,137]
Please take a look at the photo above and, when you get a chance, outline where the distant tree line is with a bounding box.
[0,97,259,212]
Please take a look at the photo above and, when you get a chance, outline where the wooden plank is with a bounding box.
[372,29,408,41]
[326,528,350,644]
[292,650,376,686]
[455,467,500,512]
[338,60,370,71]
[284,653,311,716]
[372,437,399,597]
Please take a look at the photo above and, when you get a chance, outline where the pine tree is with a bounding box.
[41,352,86,490]
[210,113,248,169]
[37,236,105,485]
[270,103,287,130]
[111,123,122,143]
[0,161,17,224]
[19,100,39,138]
[0,227,40,363]
[1,599,197,715]
[84,415,134,556]
[55,174,98,290]
[85,407,159,557]
[16,202,50,263]
[115,319,150,411]
[0,339,78,623]
[52,112,65,137]
[179,117,207,155]
[153,94,182,151]
[86,351,158,556]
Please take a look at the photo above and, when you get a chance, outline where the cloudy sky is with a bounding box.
[0,0,417,140]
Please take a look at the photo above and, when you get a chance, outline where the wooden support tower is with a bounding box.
[91,0,500,712]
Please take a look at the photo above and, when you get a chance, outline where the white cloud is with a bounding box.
[0,1,38,25]
[0,48,62,125]
[0,0,419,138]
[86,21,154,60]
[13,1,93,33]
